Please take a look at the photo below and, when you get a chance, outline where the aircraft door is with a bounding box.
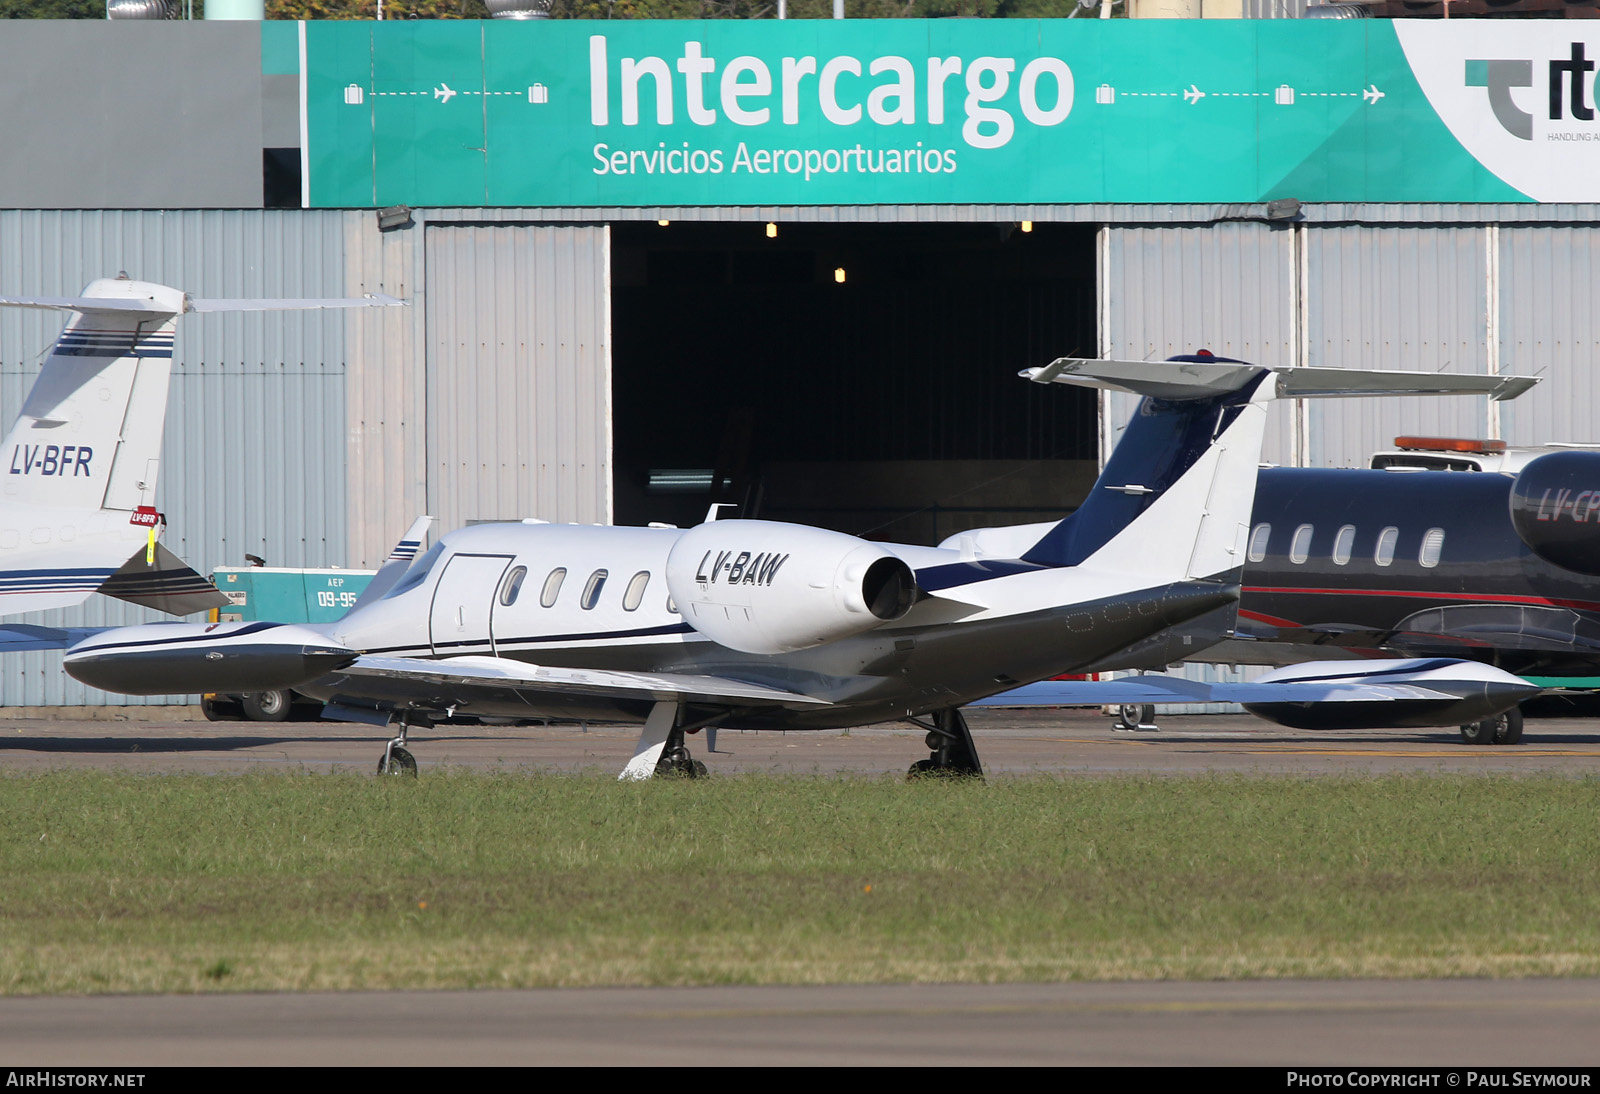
[429,554,514,657]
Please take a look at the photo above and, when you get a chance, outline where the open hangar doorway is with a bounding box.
[610,220,1100,546]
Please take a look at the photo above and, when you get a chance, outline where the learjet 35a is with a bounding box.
[62,355,1540,778]
[0,276,403,648]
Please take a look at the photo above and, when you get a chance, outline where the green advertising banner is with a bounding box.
[304,20,1600,207]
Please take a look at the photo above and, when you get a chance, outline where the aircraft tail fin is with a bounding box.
[1019,356,1273,580]
[1016,355,1538,582]
[347,515,436,613]
[0,277,405,618]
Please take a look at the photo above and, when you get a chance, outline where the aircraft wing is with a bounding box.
[333,655,833,710]
[0,623,106,652]
[972,675,1458,707]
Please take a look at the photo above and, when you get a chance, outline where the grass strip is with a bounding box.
[1,771,1597,994]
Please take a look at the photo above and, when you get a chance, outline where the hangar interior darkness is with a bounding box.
[611,221,1099,545]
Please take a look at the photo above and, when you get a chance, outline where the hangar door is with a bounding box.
[424,224,612,532]
[609,221,1099,544]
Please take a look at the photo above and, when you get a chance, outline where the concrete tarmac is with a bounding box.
[2,980,1599,1066]
[3,705,1600,777]
[4,705,1599,1067]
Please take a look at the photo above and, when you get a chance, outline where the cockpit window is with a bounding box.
[382,541,446,599]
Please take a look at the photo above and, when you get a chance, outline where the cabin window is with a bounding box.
[1419,528,1445,568]
[1332,525,1356,566]
[622,571,650,612]
[1375,526,1399,567]
[1289,524,1314,565]
[581,569,608,610]
[1247,523,1271,563]
[540,567,567,608]
[499,566,527,606]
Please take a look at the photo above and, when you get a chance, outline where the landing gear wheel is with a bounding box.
[1113,703,1156,731]
[1460,710,1523,746]
[654,745,707,778]
[377,745,417,777]
[241,689,293,722]
[906,709,984,780]
[200,696,240,722]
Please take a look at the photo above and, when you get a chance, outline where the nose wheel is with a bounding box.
[376,714,427,776]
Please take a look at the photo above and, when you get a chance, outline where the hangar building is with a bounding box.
[2,15,1597,704]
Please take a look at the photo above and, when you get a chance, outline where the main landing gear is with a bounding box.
[906,708,984,779]
[621,702,723,780]
[377,712,430,776]
[1460,707,1524,746]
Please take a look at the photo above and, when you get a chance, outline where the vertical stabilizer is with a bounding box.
[2,278,184,515]
[0,278,406,617]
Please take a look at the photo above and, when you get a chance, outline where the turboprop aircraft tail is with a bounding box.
[1015,354,1539,584]
[0,276,405,617]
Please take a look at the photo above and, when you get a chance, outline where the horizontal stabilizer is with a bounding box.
[1022,357,1266,401]
[1275,368,1538,402]
[99,542,229,617]
[187,294,406,313]
[1,289,405,318]
[0,623,106,652]
[343,655,832,709]
[1024,358,1539,403]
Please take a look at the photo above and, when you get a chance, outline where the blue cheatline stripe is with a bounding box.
[365,621,698,656]
[70,622,292,654]
[55,330,174,359]
[0,568,116,591]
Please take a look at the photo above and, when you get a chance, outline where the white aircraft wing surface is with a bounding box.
[970,677,1457,706]
[340,655,833,709]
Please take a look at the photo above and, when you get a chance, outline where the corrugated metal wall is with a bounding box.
[1102,219,1600,473]
[1304,226,1493,469]
[1498,227,1600,449]
[423,224,612,534]
[0,209,362,705]
[1099,221,1301,467]
[3,205,1599,708]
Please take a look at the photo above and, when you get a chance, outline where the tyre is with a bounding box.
[200,695,243,722]
[377,745,418,777]
[1494,708,1525,746]
[241,690,293,722]
[1460,717,1498,745]
[1113,703,1154,730]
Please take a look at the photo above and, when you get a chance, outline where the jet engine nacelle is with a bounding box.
[665,520,917,655]
[1509,451,1600,576]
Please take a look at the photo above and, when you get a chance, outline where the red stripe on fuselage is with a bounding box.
[1245,586,1600,615]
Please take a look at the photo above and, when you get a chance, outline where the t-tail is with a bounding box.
[0,276,404,617]
[1014,353,1538,585]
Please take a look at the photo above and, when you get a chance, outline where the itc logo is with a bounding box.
[1466,43,1596,140]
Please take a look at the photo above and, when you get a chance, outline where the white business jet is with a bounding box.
[63,354,1539,777]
